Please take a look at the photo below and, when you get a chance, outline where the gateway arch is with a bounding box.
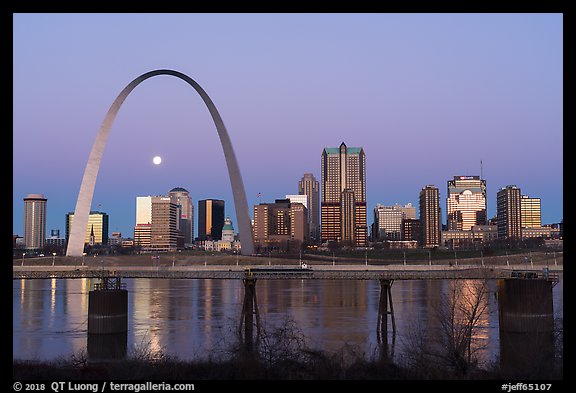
[66,69,255,256]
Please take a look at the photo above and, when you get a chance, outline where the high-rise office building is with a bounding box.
[24,193,47,249]
[66,211,109,245]
[197,199,225,241]
[402,218,421,243]
[399,203,416,220]
[419,185,441,248]
[340,189,356,243]
[497,185,522,239]
[253,199,308,249]
[169,187,194,244]
[134,196,152,248]
[321,142,367,246]
[286,194,309,240]
[298,173,320,241]
[521,195,542,228]
[289,203,308,243]
[446,175,487,230]
[134,196,178,250]
[151,197,178,250]
[373,203,415,241]
[134,224,152,248]
[285,195,308,210]
[136,196,153,225]
[134,196,152,247]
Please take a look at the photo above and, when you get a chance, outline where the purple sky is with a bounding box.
[13,13,563,238]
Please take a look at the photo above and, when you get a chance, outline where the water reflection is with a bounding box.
[14,278,93,360]
[13,276,562,368]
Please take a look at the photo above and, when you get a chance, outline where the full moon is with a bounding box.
[153,156,162,165]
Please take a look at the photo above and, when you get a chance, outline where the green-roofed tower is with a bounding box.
[222,216,235,243]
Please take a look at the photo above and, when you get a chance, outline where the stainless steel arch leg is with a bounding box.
[66,70,254,256]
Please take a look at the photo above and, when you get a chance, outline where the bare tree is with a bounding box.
[256,317,309,368]
[398,318,438,378]
[433,279,490,375]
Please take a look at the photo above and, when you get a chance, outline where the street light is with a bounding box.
[553,251,557,266]
[52,252,56,266]
[21,252,25,267]
[82,252,86,266]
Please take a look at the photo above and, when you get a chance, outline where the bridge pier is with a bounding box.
[87,277,128,361]
[497,278,556,376]
[238,277,261,352]
[376,279,396,360]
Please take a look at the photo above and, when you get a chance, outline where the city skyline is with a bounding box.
[13,13,563,238]
[15,173,561,244]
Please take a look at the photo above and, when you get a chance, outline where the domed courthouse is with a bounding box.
[202,216,241,252]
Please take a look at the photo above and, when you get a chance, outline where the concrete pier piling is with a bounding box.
[498,277,555,375]
[377,279,396,360]
[87,277,128,360]
[239,277,261,352]
[88,278,128,334]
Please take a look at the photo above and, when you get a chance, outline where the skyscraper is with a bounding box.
[497,185,522,239]
[197,199,225,241]
[253,199,308,250]
[399,203,417,220]
[520,195,542,228]
[298,173,320,241]
[285,195,308,210]
[134,196,152,248]
[419,185,441,248]
[24,193,47,249]
[446,176,487,230]
[286,194,308,240]
[169,187,194,245]
[66,211,109,245]
[321,142,367,246]
[373,203,415,241]
[340,189,356,243]
[150,197,178,250]
[134,196,178,250]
